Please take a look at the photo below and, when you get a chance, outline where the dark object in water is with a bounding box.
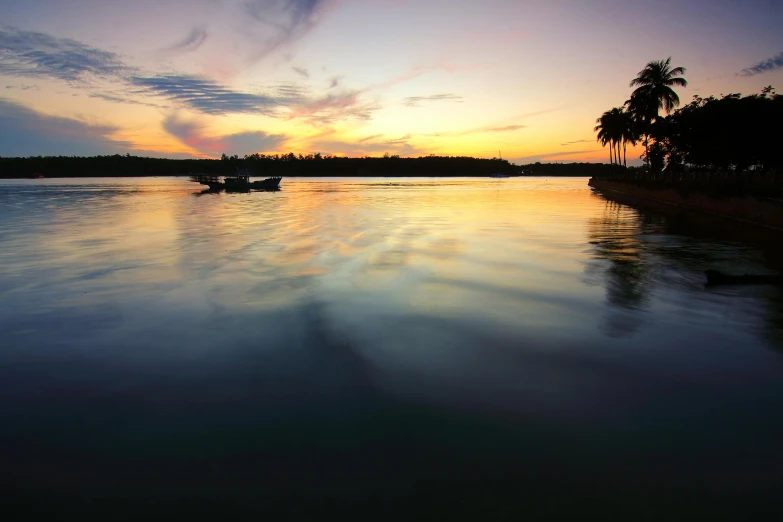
[190,172,282,191]
[705,269,783,286]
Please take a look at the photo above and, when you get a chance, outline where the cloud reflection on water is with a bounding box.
[2,177,783,517]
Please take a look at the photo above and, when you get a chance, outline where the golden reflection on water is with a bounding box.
[1,176,781,352]
[2,177,783,521]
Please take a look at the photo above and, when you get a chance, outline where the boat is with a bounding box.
[190,169,282,191]
[705,269,783,286]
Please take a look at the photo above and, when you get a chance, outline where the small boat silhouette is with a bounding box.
[190,169,281,191]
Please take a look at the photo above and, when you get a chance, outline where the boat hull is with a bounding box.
[196,176,282,191]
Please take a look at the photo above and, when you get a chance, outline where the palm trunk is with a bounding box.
[623,140,627,167]
[609,145,613,165]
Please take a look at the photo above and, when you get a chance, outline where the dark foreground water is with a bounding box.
[1,177,782,520]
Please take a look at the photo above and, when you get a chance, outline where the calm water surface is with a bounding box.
[1,177,782,519]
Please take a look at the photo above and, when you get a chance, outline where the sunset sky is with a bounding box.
[1,0,782,164]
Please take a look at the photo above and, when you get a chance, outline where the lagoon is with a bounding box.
[1,177,782,519]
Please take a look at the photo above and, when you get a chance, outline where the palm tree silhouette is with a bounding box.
[595,111,614,165]
[595,107,632,166]
[619,109,637,167]
[626,58,687,167]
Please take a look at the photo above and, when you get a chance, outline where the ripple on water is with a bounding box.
[1,177,783,517]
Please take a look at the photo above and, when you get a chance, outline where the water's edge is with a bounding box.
[588,177,783,230]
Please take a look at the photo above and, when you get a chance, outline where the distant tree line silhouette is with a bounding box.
[0,153,624,179]
[595,58,782,173]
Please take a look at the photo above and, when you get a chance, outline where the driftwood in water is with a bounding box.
[705,269,783,286]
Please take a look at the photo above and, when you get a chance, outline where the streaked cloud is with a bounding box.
[292,66,310,79]
[483,125,525,132]
[162,114,287,156]
[0,27,307,117]
[0,27,127,82]
[0,97,131,157]
[88,92,167,109]
[738,51,783,76]
[381,134,412,145]
[289,89,381,124]
[513,149,602,164]
[243,0,334,61]
[131,74,302,115]
[5,84,40,91]
[427,123,525,138]
[561,139,593,146]
[403,93,463,107]
[308,137,419,157]
[159,25,208,55]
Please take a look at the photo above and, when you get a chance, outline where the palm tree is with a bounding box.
[595,111,614,165]
[629,57,687,114]
[607,107,625,166]
[619,109,637,167]
[627,58,687,168]
[595,107,628,166]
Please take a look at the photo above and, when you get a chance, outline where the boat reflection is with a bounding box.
[194,186,281,196]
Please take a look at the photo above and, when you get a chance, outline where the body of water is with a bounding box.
[1,177,782,519]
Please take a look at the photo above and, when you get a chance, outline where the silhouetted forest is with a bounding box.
[595,57,782,173]
[0,153,623,179]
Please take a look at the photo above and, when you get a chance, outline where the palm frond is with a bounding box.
[667,77,688,88]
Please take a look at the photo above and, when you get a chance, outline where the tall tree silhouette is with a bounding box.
[619,108,637,167]
[595,107,629,166]
[595,110,615,164]
[626,58,687,167]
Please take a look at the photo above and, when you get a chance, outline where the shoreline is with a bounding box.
[0,174,591,180]
[588,177,783,231]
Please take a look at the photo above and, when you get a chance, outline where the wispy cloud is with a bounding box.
[403,93,463,107]
[358,133,383,143]
[0,26,459,125]
[243,0,334,61]
[131,74,302,115]
[159,25,208,55]
[327,76,342,89]
[483,125,525,132]
[309,137,419,157]
[4,84,40,91]
[0,27,127,82]
[163,114,287,156]
[292,66,309,79]
[738,51,783,77]
[88,92,167,109]
[382,134,412,145]
[561,139,593,146]
[289,89,381,124]
[0,97,131,157]
[0,27,311,117]
[427,123,525,138]
[513,149,602,164]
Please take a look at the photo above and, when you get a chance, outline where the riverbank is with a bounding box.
[0,155,626,179]
[588,177,783,231]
